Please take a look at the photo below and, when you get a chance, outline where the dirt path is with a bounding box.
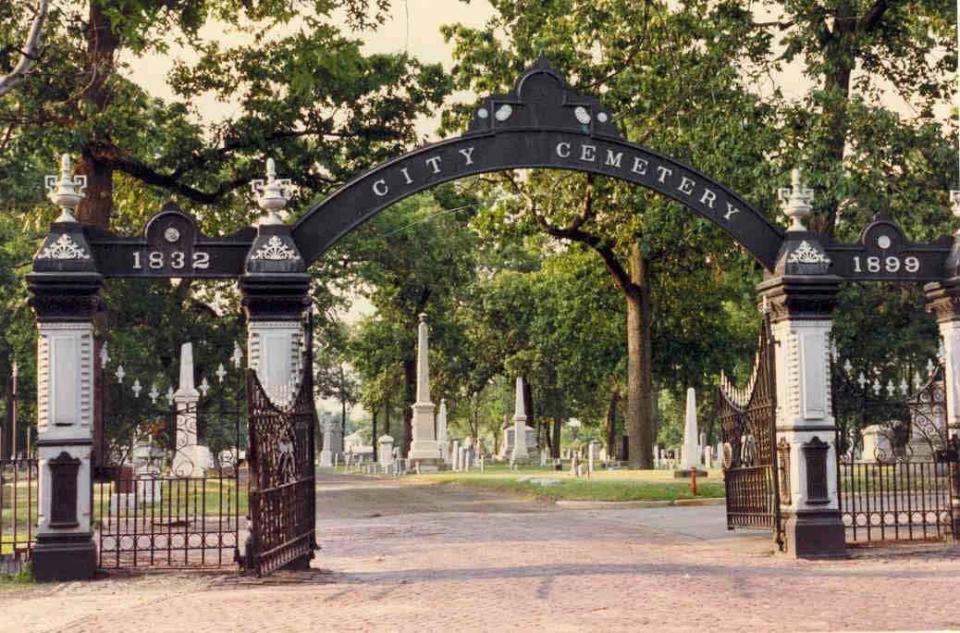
[2,473,959,632]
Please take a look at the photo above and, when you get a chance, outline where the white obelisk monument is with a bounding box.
[407,314,441,470]
[676,387,706,477]
[171,343,211,477]
[510,376,529,466]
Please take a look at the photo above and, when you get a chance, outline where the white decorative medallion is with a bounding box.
[786,240,831,265]
[37,234,91,260]
[251,235,300,261]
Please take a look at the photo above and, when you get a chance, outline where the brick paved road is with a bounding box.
[2,473,960,632]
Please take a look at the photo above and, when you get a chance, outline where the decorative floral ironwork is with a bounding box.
[251,235,300,261]
[37,234,91,260]
[245,313,316,576]
[786,240,831,265]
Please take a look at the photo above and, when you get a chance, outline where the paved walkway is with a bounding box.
[3,473,960,632]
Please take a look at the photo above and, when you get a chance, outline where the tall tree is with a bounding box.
[444,0,781,467]
[0,0,449,228]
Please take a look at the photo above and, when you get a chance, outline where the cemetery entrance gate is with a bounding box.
[25,58,960,581]
[27,195,317,580]
[717,316,784,549]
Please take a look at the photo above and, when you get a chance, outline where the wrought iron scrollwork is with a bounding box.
[716,316,783,548]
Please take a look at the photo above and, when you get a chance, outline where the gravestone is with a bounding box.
[378,435,395,469]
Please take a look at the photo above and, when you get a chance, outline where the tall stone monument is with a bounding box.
[319,419,342,468]
[675,387,706,478]
[407,314,441,469]
[511,376,529,466]
[171,343,211,477]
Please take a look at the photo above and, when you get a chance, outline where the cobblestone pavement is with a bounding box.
[3,473,960,632]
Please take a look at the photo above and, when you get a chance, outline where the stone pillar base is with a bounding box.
[32,533,97,582]
[783,510,846,559]
[318,450,336,468]
[408,441,441,462]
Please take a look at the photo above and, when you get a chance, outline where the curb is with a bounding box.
[555,497,725,510]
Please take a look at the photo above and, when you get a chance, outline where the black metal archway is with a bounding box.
[292,58,786,270]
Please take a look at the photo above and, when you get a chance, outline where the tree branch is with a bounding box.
[0,0,49,98]
[859,0,891,32]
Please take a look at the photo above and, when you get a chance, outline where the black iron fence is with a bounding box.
[839,457,954,543]
[0,458,38,565]
[93,340,248,570]
[833,355,958,544]
[94,466,245,569]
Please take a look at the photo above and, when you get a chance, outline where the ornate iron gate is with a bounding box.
[717,316,783,547]
[244,320,317,576]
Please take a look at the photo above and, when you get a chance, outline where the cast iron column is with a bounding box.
[756,170,846,558]
[240,163,312,571]
[925,280,960,539]
[27,157,102,580]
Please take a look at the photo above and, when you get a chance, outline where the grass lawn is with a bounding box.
[0,567,34,589]
[2,481,38,555]
[404,464,726,502]
[92,477,248,524]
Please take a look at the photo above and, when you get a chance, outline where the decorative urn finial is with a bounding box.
[778,167,814,231]
[44,154,87,223]
[250,158,293,225]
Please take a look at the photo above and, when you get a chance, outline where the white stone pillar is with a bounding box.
[408,314,440,468]
[35,322,96,550]
[511,376,529,466]
[759,273,845,558]
[452,440,460,471]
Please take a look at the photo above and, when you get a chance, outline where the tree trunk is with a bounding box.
[383,400,391,437]
[626,243,654,469]
[813,1,857,236]
[551,418,562,458]
[403,358,415,457]
[78,0,118,229]
[605,389,619,459]
[521,375,535,449]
